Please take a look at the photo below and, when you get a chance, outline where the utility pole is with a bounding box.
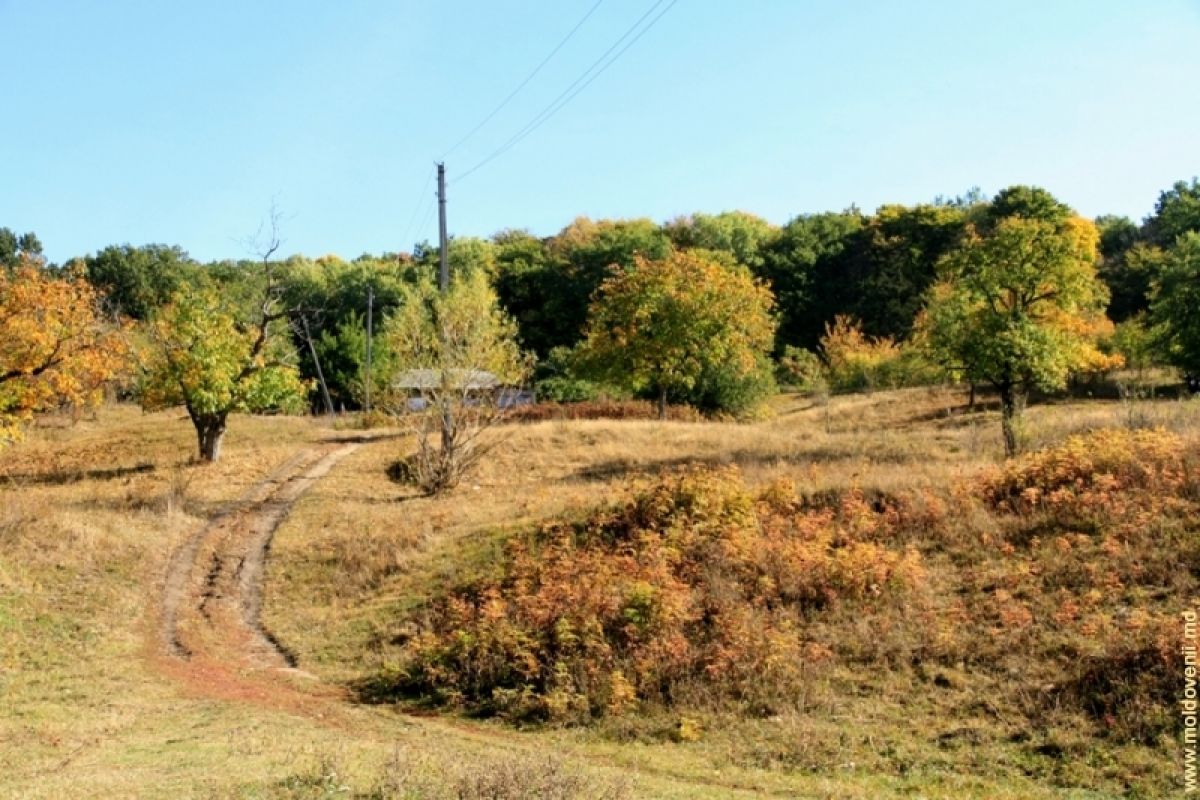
[364,283,374,414]
[436,162,452,456]
[437,162,449,293]
[301,316,335,416]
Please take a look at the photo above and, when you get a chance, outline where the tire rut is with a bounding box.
[160,443,360,666]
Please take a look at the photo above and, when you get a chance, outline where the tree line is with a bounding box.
[1,178,1198,465]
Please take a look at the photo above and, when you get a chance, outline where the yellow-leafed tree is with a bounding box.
[0,258,129,446]
[920,196,1119,456]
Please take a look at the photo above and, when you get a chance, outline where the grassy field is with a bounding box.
[1,385,1196,797]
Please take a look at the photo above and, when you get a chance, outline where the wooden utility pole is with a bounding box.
[437,162,449,293]
[437,162,452,455]
[301,316,335,416]
[364,283,374,413]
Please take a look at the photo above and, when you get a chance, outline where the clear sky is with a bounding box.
[3,0,1198,264]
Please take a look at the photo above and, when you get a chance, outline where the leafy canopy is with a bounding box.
[1150,231,1200,377]
[139,283,304,420]
[384,268,529,385]
[920,214,1116,394]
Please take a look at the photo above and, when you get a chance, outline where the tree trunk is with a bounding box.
[968,382,977,411]
[195,414,227,463]
[658,386,668,421]
[999,384,1023,459]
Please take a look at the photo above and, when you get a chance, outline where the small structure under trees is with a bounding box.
[382,269,530,494]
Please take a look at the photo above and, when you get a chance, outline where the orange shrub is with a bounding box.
[389,468,926,722]
[979,428,1197,532]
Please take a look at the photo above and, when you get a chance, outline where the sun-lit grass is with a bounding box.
[2,388,1197,797]
[264,384,1200,798]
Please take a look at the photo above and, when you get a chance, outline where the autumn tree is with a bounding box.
[920,210,1116,456]
[138,229,305,463]
[495,217,672,358]
[0,258,128,446]
[578,251,776,419]
[382,269,530,494]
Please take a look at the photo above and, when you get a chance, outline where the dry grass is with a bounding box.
[265,385,1200,797]
[2,388,1197,797]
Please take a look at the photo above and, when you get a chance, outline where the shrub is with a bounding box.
[978,428,1198,530]
[819,316,940,393]
[682,353,777,419]
[776,346,827,394]
[386,468,925,722]
[534,375,600,404]
[1054,613,1179,744]
[1106,314,1158,376]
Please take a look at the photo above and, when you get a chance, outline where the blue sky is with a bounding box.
[3,0,1198,264]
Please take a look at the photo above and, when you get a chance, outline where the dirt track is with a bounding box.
[160,442,360,670]
[149,439,792,798]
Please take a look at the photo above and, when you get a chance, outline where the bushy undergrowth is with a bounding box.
[387,468,927,722]
[973,428,1199,742]
[979,427,1198,528]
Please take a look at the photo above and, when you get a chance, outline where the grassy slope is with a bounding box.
[264,384,1199,798]
[0,389,1193,797]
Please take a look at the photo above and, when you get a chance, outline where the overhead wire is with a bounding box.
[440,0,607,159]
[398,167,435,250]
[454,0,679,184]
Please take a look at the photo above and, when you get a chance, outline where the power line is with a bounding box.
[399,167,435,250]
[455,0,679,184]
[441,0,607,159]
[416,195,438,245]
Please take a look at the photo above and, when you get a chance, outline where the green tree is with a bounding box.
[1094,215,1146,321]
[84,244,197,319]
[844,203,968,341]
[382,269,530,494]
[139,274,304,463]
[1150,231,1200,386]
[281,254,418,410]
[0,227,44,268]
[1144,178,1200,248]
[984,185,1071,228]
[759,211,863,351]
[920,213,1113,456]
[578,250,776,419]
[663,210,778,271]
[313,311,394,410]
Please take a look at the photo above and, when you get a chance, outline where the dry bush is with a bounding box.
[447,754,629,800]
[383,467,927,723]
[951,428,1200,746]
[504,400,703,424]
[978,428,1199,548]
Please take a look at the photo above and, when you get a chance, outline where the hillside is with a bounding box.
[0,386,1195,797]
